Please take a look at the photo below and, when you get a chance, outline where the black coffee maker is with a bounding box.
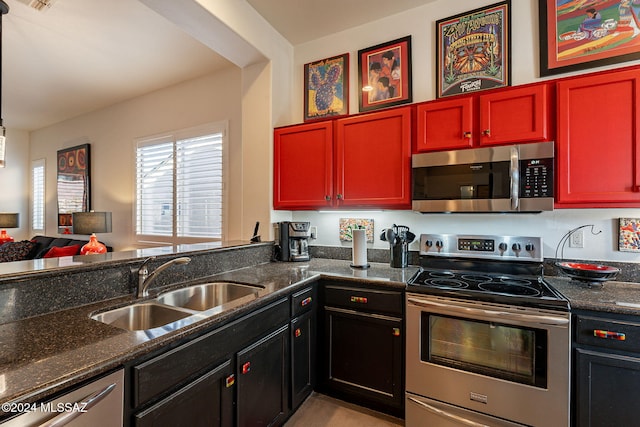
[277,221,311,262]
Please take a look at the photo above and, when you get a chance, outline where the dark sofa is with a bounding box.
[0,235,112,263]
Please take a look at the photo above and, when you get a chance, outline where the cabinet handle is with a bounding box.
[594,329,626,341]
[242,362,251,374]
[483,129,491,136]
[336,194,343,200]
[350,296,368,304]
[38,383,116,427]
[325,195,331,201]
[295,328,302,338]
[225,374,235,388]
[300,297,312,307]
[392,328,400,337]
[463,131,472,139]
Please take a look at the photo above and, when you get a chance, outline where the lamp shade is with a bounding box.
[72,212,112,235]
[0,213,19,228]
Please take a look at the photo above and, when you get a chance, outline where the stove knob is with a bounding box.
[525,243,535,251]
[435,240,444,249]
[512,243,521,251]
[498,242,508,252]
[425,240,433,248]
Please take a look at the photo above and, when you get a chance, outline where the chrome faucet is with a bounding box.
[137,256,191,298]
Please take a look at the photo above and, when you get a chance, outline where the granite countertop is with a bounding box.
[547,275,640,316]
[0,258,416,414]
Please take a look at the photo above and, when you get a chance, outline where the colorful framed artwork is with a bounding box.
[619,217,640,252]
[358,36,412,112]
[339,218,374,242]
[540,0,640,76]
[304,53,349,121]
[436,1,511,98]
[57,143,90,234]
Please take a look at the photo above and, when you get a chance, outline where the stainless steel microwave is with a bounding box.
[412,141,554,213]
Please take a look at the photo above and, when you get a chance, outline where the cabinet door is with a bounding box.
[479,84,550,146]
[322,307,403,414]
[291,309,316,411]
[556,69,640,206]
[335,106,412,208]
[415,96,474,152]
[273,121,334,209]
[237,325,290,427]
[134,361,233,427]
[576,348,640,427]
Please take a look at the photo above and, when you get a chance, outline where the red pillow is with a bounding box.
[43,244,80,258]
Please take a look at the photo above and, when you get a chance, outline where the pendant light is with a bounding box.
[0,1,8,168]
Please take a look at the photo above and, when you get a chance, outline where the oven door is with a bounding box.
[406,294,570,427]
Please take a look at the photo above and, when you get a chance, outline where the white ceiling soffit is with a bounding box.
[246,0,438,45]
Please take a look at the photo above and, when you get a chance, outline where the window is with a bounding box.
[135,122,226,243]
[31,159,45,232]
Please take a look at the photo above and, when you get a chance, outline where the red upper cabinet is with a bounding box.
[273,121,333,210]
[415,97,474,151]
[478,84,550,146]
[556,68,640,207]
[415,83,551,152]
[334,106,412,209]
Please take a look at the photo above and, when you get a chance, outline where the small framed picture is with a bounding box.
[304,53,349,121]
[358,36,412,112]
[540,0,640,76]
[436,1,511,98]
[619,218,640,252]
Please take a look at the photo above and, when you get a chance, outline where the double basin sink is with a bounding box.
[91,282,263,331]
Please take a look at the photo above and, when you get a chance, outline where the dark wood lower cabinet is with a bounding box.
[237,324,290,427]
[318,282,404,418]
[574,311,640,427]
[291,308,316,410]
[134,360,233,427]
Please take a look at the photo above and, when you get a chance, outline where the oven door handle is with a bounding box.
[407,297,569,326]
[407,396,490,427]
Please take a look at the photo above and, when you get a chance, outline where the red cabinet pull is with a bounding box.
[295,328,302,338]
[392,328,401,337]
[225,374,235,388]
[300,297,312,307]
[350,296,368,304]
[242,362,251,374]
[593,329,626,341]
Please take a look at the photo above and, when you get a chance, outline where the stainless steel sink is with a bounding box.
[156,282,260,311]
[91,302,192,331]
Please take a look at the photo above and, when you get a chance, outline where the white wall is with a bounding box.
[0,128,29,241]
[289,0,640,263]
[29,67,242,250]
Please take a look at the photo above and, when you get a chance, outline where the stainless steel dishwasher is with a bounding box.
[1,369,124,427]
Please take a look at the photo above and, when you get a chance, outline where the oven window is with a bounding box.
[421,314,547,388]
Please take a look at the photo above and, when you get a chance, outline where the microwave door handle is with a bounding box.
[510,146,519,210]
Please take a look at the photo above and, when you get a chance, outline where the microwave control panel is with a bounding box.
[520,158,553,198]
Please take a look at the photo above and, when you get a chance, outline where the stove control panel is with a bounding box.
[420,234,542,262]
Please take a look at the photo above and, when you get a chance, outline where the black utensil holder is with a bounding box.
[390,241,408,268]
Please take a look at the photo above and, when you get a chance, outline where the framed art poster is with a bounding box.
[57,143,90,233]
[540,0,640,76]
[358,36,412,112]
[619,217,640,252]
[304,53,349,121]
[436,1,511,98]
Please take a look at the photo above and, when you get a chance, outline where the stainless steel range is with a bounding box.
[406,234,570,427]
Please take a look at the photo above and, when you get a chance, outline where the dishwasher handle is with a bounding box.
[39,382,117,427]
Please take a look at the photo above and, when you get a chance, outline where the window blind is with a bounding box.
[31,159,45,231]
[136,125,224,241]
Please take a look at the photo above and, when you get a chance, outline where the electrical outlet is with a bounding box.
[569,229,584,248]
[310,226,318,239]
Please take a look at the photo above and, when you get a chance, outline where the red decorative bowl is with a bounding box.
[556,262,620,282]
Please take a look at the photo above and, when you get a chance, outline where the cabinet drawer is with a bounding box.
[323,285,403,316]
[576,315,640,353]
[291,286,314,317]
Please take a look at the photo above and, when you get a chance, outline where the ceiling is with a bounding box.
[2,0,437,131]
